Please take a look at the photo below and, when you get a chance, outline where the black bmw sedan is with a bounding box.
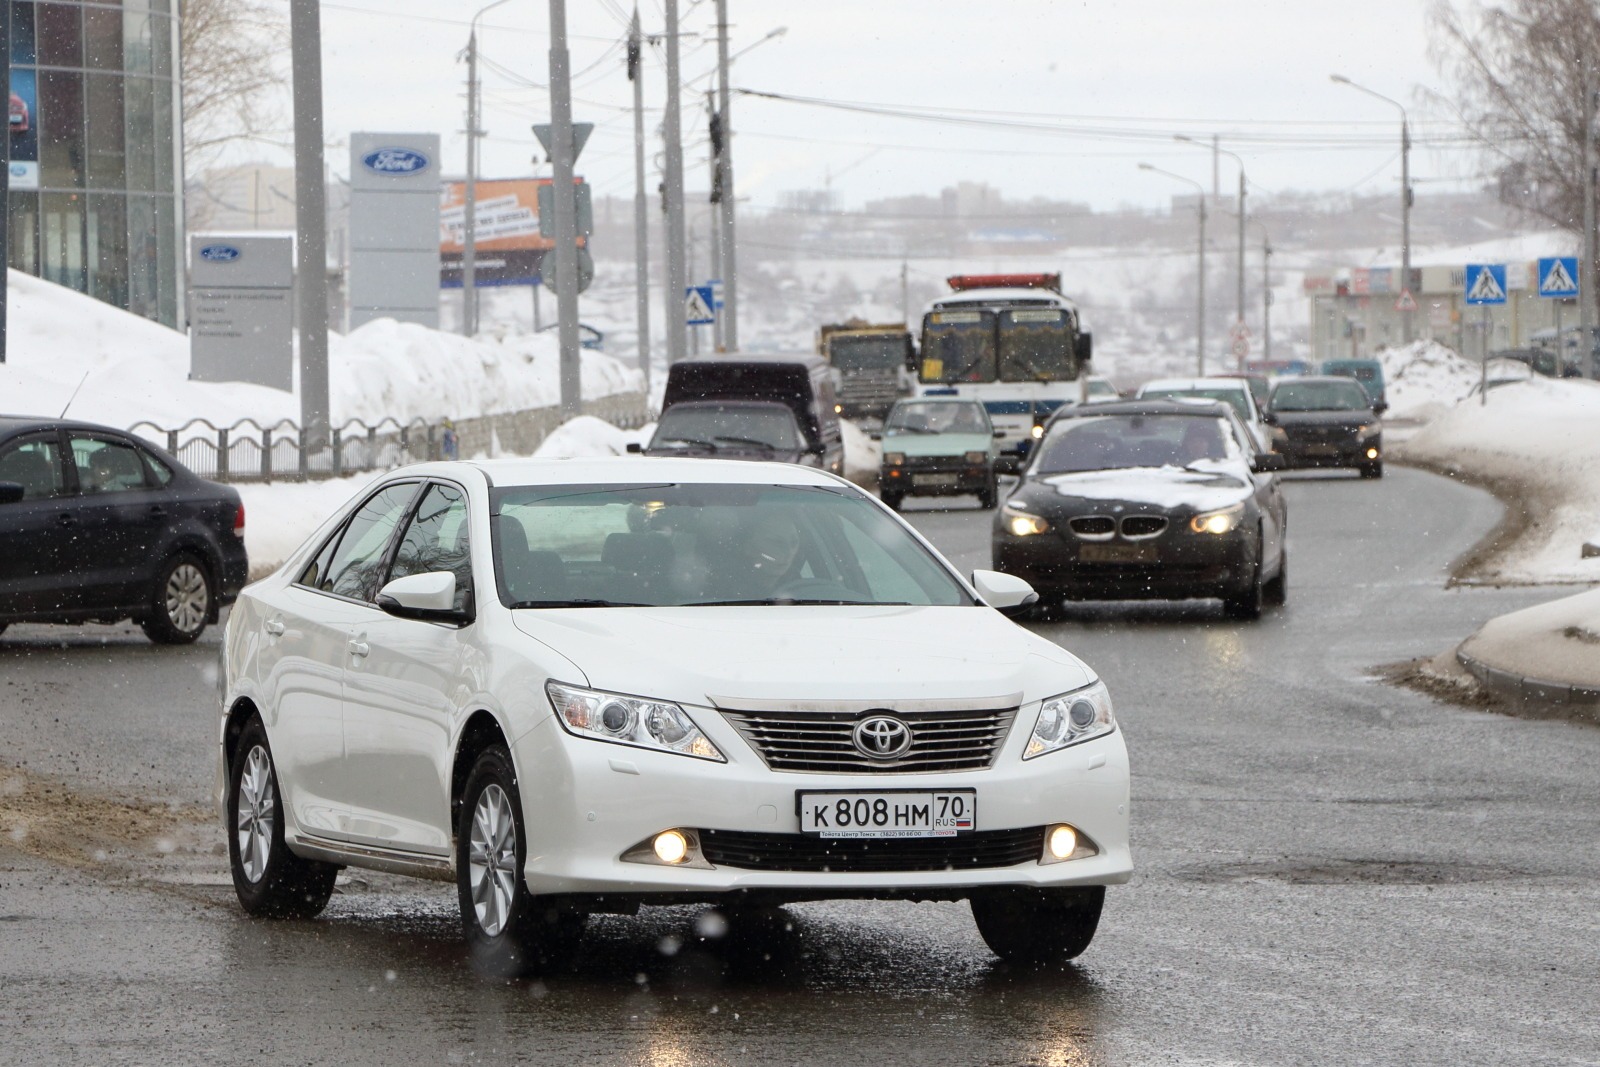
[992,400,1288,618]
[0,416,249,643]
[1263,376,1387,478]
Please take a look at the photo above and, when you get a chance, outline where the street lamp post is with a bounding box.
[461,0,517,338]
[1142,163,1207,375]
[1332,74,1413,343]
[1178,135,1247,369]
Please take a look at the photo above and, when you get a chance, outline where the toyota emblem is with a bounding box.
[852,715,913,760]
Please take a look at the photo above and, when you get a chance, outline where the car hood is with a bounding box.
[880,431,995,458]
[644,444,808,463]
[511,605,1092,708]
[1271,410,1373,429]
[1028,466,1251,512]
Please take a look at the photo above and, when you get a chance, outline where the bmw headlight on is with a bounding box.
[546,682,724,761]
[1188,502,1244,535]
[1024,681,1115,759]
[1002,504,1050,537]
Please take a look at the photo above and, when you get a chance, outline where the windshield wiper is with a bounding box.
[712,435,780,450]
[509,599,652,608]
[656,438,721,451]
[887,425,937,434]
[685,598,910,607]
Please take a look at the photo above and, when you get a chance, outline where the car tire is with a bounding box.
[140,553,214,645]
[970,886,1104,965]
[456,745,587,979]
[1359,462,1384,479]
[978,477,999,511]
[1222,541,1265,620]
[228,718,338,919]
[881,491,904,512]
[1263,548,1288,608]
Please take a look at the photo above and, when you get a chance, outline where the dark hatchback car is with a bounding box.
[1263,376,1386,478]
[993,400,1288,619]
[0,416,249,643]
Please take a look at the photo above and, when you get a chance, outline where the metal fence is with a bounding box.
[126,392,652,484]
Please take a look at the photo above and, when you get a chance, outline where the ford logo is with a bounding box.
[199,244,241,262]
[361,147,430,175]
[852,715,913,760]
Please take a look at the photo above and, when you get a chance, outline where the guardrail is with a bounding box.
[128,392,652,484]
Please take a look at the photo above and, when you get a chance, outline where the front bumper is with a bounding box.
[881,460,993,496]
[1279,432,1381,469]
[511,713,1131,902]
[994,525,1256,600]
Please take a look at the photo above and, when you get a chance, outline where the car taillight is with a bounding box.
[233,502,246,536]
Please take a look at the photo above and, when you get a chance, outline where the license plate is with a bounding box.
[912,473,958,487]
[1079,543,1157,564]
[1303,443,1340,455]
[797,790,976,838]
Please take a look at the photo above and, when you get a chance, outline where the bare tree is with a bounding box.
[181,0,287,174]
[1430,0,1600,231]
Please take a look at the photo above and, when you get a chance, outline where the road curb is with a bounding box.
[1455,643,1600,711]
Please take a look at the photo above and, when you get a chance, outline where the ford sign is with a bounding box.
[361,147,430,175]
[199,244,242,262]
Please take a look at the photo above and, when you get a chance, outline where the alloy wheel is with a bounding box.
[237,745,276,884]
[165,563,210,634]
[468,784,519,937]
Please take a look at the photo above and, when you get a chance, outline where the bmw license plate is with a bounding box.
[1079,543,1157,564]
[797,790,976,838]
[912,473,958,487]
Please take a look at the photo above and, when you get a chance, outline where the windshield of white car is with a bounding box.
[1030,414,1235,474]
[489,482,972,608]
[885,401,989,434]
[649,404,802,451]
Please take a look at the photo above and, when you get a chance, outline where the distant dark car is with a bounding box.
[0,417,249,643]
[1263,376,1387,478]
[992,399,1288,619]
[636,399,814,464]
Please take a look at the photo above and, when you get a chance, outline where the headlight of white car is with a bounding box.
[546,682,724,761]
[1023,681,1115,759]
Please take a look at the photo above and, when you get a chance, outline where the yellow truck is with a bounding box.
[815,320,916,423]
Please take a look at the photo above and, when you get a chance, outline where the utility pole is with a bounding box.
[548,0,581,418]
[1585,77,1598,379]
[290,0,330,448]
[628,8,651,390]
[1141,163,1207,375]
[663,0,688,364]
[714,0,738,350]
[1211,134,1219,199]
[1262,230,1273,362]
[1332,74,1414,342]
[707,90,724,352]
[900,260,909,325]
[1,3,10,364]
[462,29,479,336]
[1178,136,1246,368]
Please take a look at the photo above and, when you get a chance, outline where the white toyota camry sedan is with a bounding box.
[217,457,1131,975]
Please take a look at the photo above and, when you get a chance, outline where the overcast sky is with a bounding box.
[297,0,1479,213]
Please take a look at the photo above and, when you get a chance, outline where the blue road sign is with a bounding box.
[685,286,715,325]
[1537,256,1579,298]
[1464,263,1507,306]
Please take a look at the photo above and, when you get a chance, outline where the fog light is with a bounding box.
[1047,824,1078,860]
[653,830,689,864]
[1366,447,1379,460]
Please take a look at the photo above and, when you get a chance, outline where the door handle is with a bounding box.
[348,639,370,658]
[56,512,77,526]
[264,617,285,637]
[148,504,167,517]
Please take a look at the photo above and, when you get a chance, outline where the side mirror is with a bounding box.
[625,441,644,454]
[1260,411,1278,425]
[376,571,472,625]
[869,432,882,441]
[971,569,1038,617]
[0,482,24,504]
[993,430,1006,439]
[1251,452,1288,473]
[1372,400,1389,416]
[1075,332,1092,366]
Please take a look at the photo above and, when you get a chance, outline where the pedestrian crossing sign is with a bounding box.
[1464,263,1507,306]
[685,286,715,325]
[1537,256,1579,298]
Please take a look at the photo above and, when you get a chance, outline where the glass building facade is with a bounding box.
[7,1,184,327]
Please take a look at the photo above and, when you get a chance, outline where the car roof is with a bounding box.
[1140,378,1246,391]
[891,395,984,406]
[1269,375,1367,388]
[671,350,827,371]
[1046,398,1232,422]
[444,456,851,490]
[0,415,145,438]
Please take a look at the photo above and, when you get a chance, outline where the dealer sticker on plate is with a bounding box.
[797,790,976,839]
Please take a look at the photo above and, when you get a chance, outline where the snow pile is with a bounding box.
[840,419,881,483]
[1394,376,1600,583]
[0,270,640,432]
[1374,340,1482,422]
[530,415,643,459]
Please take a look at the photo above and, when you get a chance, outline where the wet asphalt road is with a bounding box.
[3,466,1599,1066]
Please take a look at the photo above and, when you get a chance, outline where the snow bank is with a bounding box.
[840,419,881,483]
[0,270,641,432]
[530,415,639,459]
[1394,376,1600,584]
[1374,340,1481,422]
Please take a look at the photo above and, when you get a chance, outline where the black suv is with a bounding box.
[0,416,249,643]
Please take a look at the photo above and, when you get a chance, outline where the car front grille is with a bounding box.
[1067,515,1116,539]
[1120,515,1167,539]
[698,826,1045,872]
[720,707,1017,773]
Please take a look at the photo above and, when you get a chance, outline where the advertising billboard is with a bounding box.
[9,70,40,192]
[439,178,587,288]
